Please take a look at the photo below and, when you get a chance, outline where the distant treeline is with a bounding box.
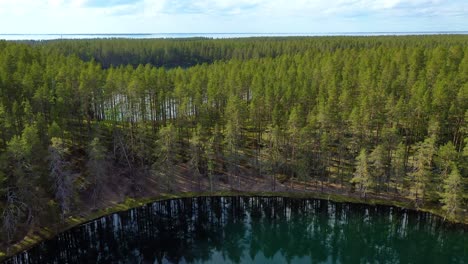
[21,35,468,68]
[0,36,467,246]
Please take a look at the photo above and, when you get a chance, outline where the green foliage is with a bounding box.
[351,149,371,198]
[188,125,205,189]
[410,136,437,202]
[6,136,28,160]
[157,124,178,163]
[48,122,62,139]
[1,36,468,246]
[89,137,106,161]
[369,145,387,191]
[0,103,10,148]
[391,143,407,191]
[86,137,109,205]
[440,165,462,219]
[154,124,178,191]
[0,170,6,197]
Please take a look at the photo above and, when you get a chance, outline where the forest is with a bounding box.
[0,36,467,250]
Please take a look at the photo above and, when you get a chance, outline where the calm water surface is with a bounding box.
[6,197,467,263]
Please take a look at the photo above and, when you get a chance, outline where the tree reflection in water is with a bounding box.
[6,197,468,264]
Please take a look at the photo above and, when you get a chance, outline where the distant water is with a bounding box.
[1,32,467,40]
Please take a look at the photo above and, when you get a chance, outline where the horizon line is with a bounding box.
[1,31,468,35]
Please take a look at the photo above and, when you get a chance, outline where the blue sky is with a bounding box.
[0,0,466,33]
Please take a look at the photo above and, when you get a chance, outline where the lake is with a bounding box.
[1,32,468,40]
[5,196,467,263]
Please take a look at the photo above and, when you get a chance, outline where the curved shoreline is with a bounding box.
[1,190,467,262]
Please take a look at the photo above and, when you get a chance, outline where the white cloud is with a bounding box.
[142,0,167,17]
[0,0,466,33]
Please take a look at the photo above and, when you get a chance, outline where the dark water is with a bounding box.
[5,197,467,264]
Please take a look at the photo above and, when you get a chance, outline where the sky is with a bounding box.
[0,0,467,34]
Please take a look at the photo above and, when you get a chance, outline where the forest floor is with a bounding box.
[1,164,466,261]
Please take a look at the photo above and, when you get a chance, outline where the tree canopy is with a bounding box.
[0,35,467,247]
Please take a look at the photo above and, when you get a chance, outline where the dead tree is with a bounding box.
[49,138,74,217]
[2,187,31,242]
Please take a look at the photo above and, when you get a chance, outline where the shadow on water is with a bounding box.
[5,197,468,264]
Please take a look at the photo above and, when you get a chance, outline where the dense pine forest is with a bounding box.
[0,36,467,250]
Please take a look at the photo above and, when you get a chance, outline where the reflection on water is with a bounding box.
[6,197,468,264]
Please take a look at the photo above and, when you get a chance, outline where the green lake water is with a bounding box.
[5,196,467,263]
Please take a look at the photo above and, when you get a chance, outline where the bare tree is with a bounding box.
[49,138,74,217]
[2,188,30,242]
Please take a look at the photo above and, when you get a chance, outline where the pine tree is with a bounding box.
[287,106,303,181]
[436,141,458,178]
[206,135,217,192]
[154,124,178,192]
[263,125,283,191]
[351,149,371,198]
[440,164,462,219]
[189,125,204,191]
[410,136,436,204]
[369,145,386,192]
[224,96,245,189]
[391,143,407,194]
[0,103,10,148]
[87,137,109,207]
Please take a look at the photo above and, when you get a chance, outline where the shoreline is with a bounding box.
[1,185,466,262]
